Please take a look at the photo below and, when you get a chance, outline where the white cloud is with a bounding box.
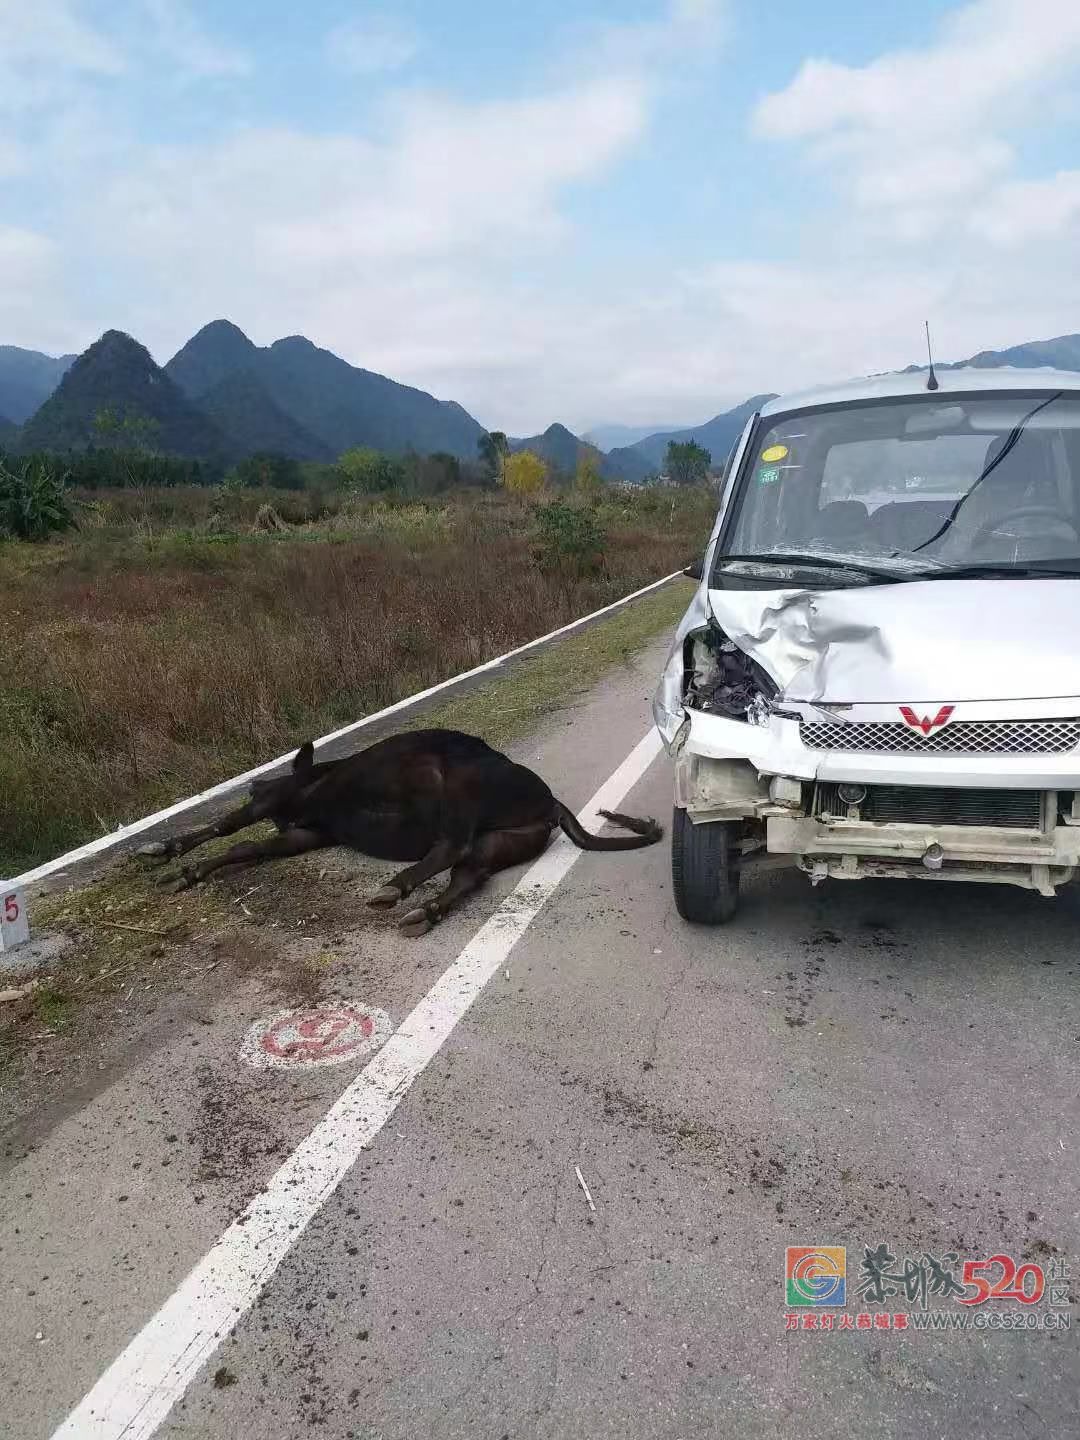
[273,80,647,263]
[326,12,419,75]
[755,0,1080,142]
[753,0,1080,243]
[0,0,124,117]
[0,226,55,268]
[24,1,727,430]
[0,227,75,350]
[973,169,1080,246]
[587,0,727,71]
[0,1,249,119]
[144,0,251,78]
[75,71,651,432]
[0,0,124,75]
[8,0,1080,433]
[0,137,27,177]
[97,75,646,280]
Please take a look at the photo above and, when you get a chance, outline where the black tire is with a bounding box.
[671,806,740,925]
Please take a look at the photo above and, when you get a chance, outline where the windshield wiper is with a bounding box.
[907,559,1080,580]
[715,552,919,583]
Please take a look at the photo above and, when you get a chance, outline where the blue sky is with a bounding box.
[3,0,1080,433]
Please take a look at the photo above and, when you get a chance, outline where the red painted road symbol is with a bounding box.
[240,1003,392,1071]
[898,705,954,735]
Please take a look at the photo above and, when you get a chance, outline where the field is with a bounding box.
[0,484,712,875]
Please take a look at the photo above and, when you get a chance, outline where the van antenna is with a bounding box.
[925,321,940,391]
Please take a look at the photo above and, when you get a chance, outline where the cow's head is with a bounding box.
[247,741,316,823]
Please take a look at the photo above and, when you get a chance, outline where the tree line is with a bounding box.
[0,408,717,541]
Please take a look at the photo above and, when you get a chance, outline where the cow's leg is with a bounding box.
[366,838,468,908]
[158,826,327,892]
[398,822,552,937]
[138,801,260,863]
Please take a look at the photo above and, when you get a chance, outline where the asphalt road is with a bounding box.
[3,632,1079,1439]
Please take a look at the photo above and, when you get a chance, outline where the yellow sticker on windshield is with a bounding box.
[761,444,789,463]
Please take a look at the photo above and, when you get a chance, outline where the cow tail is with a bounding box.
[556,802,663,851]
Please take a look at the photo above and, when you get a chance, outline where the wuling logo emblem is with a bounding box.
[898,705,954,735]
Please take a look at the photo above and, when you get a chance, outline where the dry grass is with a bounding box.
[1,574,696,1108]
[1,486,710,873]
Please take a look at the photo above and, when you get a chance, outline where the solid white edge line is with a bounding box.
[49,727,664,1440]
[12,572,679,890]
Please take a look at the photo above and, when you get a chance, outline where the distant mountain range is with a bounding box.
[904,331,1080,376]
[583,421,694,451]
[610,394,779,474]
[5,325,1080,477]
[4,320,487,464]
[20,331,229,458]
[166,320,485,460]
[510,422,599,472]
[0,346,76,424]
[508,422,652,483]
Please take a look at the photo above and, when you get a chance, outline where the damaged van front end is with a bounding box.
[655,370,1080,923]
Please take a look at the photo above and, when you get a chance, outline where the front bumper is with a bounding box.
[671,701,1080,895]
[681,703,1080,790]
[766,814,1080,894]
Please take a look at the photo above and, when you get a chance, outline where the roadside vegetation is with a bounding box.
[0,454,76,540]
[0,575,693,1120]
[0,465,711,874]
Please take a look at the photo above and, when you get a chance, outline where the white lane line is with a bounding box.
[14,572,679,889]
[51,727,663,1440]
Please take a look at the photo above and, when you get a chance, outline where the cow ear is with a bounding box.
[293,741,315,776]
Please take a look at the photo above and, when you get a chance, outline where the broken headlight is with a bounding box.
[683,626,777,725]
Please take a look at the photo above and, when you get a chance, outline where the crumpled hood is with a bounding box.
[708,578,1080,704]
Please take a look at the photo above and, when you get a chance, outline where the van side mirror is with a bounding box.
[683,556,704,581]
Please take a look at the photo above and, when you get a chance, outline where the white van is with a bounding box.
[654,368,1080,922]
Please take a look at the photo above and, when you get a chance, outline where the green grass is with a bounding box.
[32,983,73,1031]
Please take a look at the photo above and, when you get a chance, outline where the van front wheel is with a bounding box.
[671,807,740,925]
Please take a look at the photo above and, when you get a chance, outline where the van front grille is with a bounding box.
[814,783,1043,830]
[800,717,1080,756]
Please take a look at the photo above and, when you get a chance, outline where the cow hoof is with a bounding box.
[367,885,403,909]
[156,870,194,893]
[399,906,436,938]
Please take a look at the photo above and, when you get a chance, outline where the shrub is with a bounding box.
[503,450,548,495]
[534,498,607,576]
[63,448,213,489]
[336,447,404,494]
[0,455,76,540]
[232,453,305,490]
[573,454,603,499]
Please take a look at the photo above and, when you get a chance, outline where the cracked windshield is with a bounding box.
[727,394,1080,574]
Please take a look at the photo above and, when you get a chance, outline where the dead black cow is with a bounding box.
[140,729,662,936]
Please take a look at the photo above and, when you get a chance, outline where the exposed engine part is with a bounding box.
[813,782,1044,830]
[837,782,868,806]
[683,626,777,723]
[769,775,803,807]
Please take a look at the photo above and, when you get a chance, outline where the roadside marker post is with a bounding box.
[0,886,30,955]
